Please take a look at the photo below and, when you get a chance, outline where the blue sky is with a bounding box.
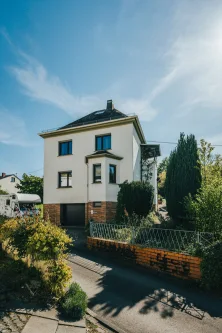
[1,0,222,178]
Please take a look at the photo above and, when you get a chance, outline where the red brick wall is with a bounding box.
[43,204,61,226]
[87,201,117,223]
[87,237,201,280]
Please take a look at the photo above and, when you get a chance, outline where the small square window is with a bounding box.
[58,171,72,188]
[93,202,102,207]
[6,199,10,205]
[11,177,15,183]
[93,164,101,183]
[59,141,72,156]
[95,134,111,151]
[109,165,116,184]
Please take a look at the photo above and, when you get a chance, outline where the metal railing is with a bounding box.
[89,222,215,253]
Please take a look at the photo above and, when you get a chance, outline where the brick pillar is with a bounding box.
[43,204,61,225]
[86,201,117,223]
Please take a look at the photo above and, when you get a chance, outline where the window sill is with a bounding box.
[109,182,118,185]
[94,149,112,152]
[57,186,72,189]
[92,182,102,184]
[57,154,73,157]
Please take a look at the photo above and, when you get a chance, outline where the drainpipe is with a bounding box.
[86,158,89,224]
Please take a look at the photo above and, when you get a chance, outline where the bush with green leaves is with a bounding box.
[59,282,88,319]
[116,181,154,221]
[200,241,222,290]
[0,216,73,297]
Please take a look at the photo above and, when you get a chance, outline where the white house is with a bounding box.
[39,100,160,226]
[0,173,20,194]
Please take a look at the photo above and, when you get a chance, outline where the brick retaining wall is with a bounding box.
[87,237,201,280]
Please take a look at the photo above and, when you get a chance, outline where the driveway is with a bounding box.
[68,248,222,333]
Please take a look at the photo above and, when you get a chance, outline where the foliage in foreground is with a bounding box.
[0,216,73,297]
[185,140,222,233]
[116,181,154,222]
[200,241,222,290]
[165,133,201,225]
[59,282,88,319]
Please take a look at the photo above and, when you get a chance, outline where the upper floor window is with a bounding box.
[58,171,72,188]
[59,141,72,156]
[109,164,116,184]
[11,177,15,183]
[96,134,111,151]
[93,164,101,183]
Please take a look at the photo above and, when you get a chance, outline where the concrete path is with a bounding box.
[21,308,86,333]
[69,249,222,333]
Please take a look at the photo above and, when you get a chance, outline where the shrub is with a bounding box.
[45,260,72,298]
[116,181,154,221]
[0,216,73,298]
[200,241,222,290]
[59,282,88,319]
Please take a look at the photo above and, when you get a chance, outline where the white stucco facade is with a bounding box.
[43,121,136,204]
[0,175,20,194]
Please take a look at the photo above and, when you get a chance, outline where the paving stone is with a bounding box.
[32,307,58,320]
[22,316,58,333]
[58,318,86,328]
[56,325,86,333]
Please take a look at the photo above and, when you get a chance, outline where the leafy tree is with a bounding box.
[16,174,43,201]
[158,170,166,198]
[165,133,201,224]
[0,186,8,195]
[116,181,154,221]
[157,157,169,175]
[185,139,222,233]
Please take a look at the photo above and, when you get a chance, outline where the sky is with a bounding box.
[1,0,222,178]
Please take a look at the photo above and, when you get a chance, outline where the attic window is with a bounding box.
[95,111,105,115]
[11,177,15,183]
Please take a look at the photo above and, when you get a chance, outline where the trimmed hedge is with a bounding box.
[116,181,154,221]
[201,241,222,290]
[59,282,88,319]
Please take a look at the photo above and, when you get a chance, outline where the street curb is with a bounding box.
[86,308,128,333]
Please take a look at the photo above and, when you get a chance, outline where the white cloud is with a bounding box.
[119,98,157,122]
[9,52,102,118]
[148,3,222,114]
[0,107,30,146]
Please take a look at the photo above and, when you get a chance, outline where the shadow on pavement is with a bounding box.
[70,246,222,321]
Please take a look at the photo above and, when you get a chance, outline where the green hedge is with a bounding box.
[201,241,222,290]
[116,181,154,221]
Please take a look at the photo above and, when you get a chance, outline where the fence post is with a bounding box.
[197,231,200,243]
[90,222,93,237]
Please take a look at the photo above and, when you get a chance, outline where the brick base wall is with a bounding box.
[87,201,117,223]
[87,237,202,280]
[43,204,61,226]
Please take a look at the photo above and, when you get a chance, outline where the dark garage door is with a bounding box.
[61,204,85,226]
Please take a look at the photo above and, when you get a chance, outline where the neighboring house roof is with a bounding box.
[85,150,123,162]
[39,100,146,144]
[0,174,20,181]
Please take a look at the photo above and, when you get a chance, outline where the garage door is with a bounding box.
[61,204,85,226]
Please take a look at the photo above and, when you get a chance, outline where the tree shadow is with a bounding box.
[71,248,222,322]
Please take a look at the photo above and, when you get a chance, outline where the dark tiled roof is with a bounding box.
[0,174,19,180]
[59,101,127,130]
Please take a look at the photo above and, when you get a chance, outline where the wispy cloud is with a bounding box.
[147,2,222,114]
[8,52,102,118]
[0,107,31,146]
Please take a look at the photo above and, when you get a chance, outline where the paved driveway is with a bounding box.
[69,248,222,333]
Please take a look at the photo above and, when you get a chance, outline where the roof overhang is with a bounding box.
[38,116,146,143]
[85,152,123,163]
[141,144,161,159]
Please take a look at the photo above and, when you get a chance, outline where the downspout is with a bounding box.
[86,158,89,224]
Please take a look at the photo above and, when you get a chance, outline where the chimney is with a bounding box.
[107,100,114,110]
[1,172,6,178]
